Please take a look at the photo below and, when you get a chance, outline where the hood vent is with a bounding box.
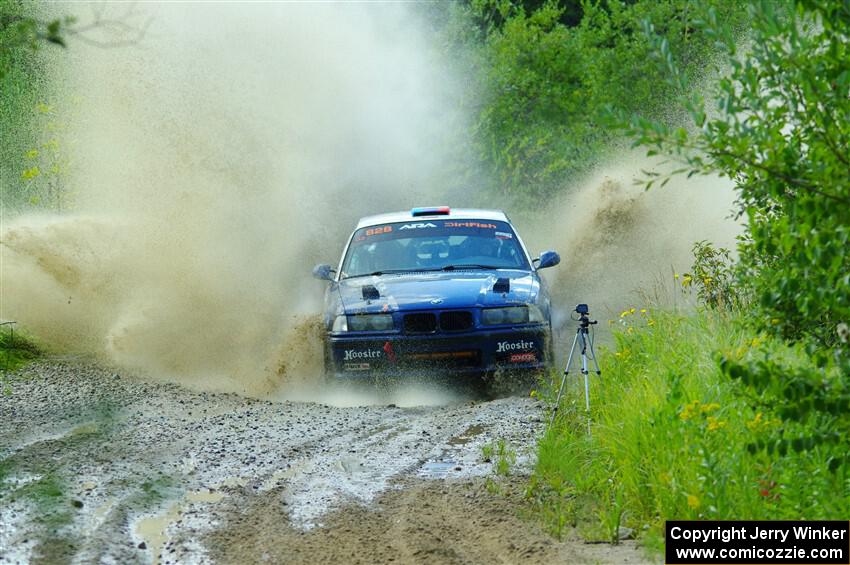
[361,284,380,300]
[493,277,510,293]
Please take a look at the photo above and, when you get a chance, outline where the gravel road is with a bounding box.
[1,362,649,564]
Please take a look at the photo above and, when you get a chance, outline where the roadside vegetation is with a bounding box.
[1,1,80,378]
[525,0,850,553]
[0,324,40,377]
[535,304,848,547]
[0,0,73,213]
[430,0,749,205]
[1,1,143,214]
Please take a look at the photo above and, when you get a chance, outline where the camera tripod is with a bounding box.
[549,306,601,431]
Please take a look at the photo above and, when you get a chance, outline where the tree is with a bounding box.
[625,0,850,355]
[437,0,748,203]
[0,2,149,212]
[623,0,850,471]
[0,3,150,78]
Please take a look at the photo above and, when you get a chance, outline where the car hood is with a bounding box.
[337,270,538,313]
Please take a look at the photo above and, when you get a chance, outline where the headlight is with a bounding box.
[481,305,545,325]
[528,304,544,323]
[482,306,528,325]
[347,314,394,332]
[332,315,348,332]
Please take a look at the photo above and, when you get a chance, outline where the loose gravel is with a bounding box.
[0,362,649,564]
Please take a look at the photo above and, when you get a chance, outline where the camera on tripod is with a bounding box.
[549,302,602,431]
[574,303,598,328]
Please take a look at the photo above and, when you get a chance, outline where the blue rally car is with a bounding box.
[312,207,560,385]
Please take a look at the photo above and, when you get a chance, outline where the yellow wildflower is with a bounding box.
[746,412,764,432]
[682,274,693,287]
[640,308,647,314]
[629,308,636,314]
[680,400,700,421]
[21,166,40,180]
[620,310,630,318]
[647,319,656,326]
[687,494,700,509]
[707,416,727,432]
[700,403,720,414]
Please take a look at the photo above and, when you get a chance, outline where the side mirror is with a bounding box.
[312,263,335,281]
[535,250,560,270]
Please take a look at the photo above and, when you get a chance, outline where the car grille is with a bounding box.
[403,313,437,334]
[439,311,473,332]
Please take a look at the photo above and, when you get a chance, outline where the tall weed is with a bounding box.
[532,309,849,550]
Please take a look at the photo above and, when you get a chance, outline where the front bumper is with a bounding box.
[326,325,549,379]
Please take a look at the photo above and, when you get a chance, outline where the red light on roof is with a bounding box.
[411,206,450,217]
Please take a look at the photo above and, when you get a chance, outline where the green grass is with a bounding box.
[4,471,78,560]
[482,439,517,478]
[0,401,172,561]
[531,308,850,550]
[0,326,41,377]
[0,1,67,214]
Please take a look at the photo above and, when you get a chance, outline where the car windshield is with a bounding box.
[341,219,530,278]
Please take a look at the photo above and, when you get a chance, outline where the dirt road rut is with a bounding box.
[0,363,649,564]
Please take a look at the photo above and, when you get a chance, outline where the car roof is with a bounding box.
[356,208,510,229]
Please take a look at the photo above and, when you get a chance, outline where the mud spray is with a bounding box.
[1,4,739,401]
[518,158,740,348]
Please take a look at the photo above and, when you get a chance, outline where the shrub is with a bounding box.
[623,0,850,354]
[533,310,849,550]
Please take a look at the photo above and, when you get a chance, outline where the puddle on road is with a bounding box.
[136,502,181,565]
[336,457,368,474]
[220,476,249,488]
[93,498,114,521]
[69,422,100,436]
[2,472,42,489]
[186,489,225,503]
[260,460,313,491]
[418,460,459,478]
[446,423,487,446]
[135,489,226,564]
[419,423,488,479]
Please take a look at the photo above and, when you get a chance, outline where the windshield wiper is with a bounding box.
[343,269,404,279]
[441,264,502,271]
[344,265,501,279]
[343,268,442,280]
